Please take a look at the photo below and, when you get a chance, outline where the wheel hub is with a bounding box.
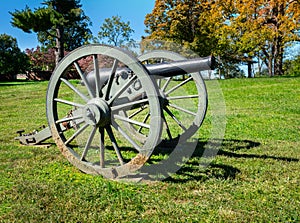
[83,98,111,127]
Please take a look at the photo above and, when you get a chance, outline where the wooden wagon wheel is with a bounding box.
[46,44,162,179]
[137,50,208,146]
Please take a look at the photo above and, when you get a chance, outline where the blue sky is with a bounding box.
[0,0,155,50]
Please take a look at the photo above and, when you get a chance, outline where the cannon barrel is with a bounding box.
[145,55,215,77]
[85,56,215,90]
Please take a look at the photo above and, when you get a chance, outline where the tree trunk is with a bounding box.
[257,56,261,76]
[208,69,212,80]
[274,36,284,76]
[262,48,274,77]
[55,26,65,65]
[218,55,222,79]
[273,3,284,76]
[247,61,252,78]
[268,58,274,77]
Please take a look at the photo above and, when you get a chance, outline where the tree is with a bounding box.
[145,0,300,77]
[144,0,244,77]
[0,34,30,81]
[144,0,243,77]
[98,15,135,47]
[284,54,300,76]
[217,0,300,76]
[25,46,56,80]
[25,46,56,71]
[10,0,92,65]
[144,0,230,56]
[24,47,56,80]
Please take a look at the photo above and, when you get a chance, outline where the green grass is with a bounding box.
[0,78,299,222]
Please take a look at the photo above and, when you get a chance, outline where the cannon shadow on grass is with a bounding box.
[148,139,299,183]
[33,138,299,182]
[217,139,299,162]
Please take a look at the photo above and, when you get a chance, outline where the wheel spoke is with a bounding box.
[111,98,148,112]
[113,114,150,129]
[128,105,147,119]
[60,78,89,102]
[74,61,95,98]
[106,126,125,165]
[93,54,102,98]
[55,115,83,124]
[165,76,193,96]
[65,123,89,145]
[108,75,137,105]
[54,98,84,108]
[162,113,173,140]
[105,59,118,100]
[162,77,172,92]
[167,95,199,100]
[137,113,150,133]
[157,79,161,88]
[80,126,97,161]
[164,107,187,131]
[99,128,105,168]
[168,103,197,116]
[112,121,142,152]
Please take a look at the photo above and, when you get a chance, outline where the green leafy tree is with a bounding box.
[98,15,135,47]
[284,54,300,76]
[10,0,92,64]
[216,0,300,76]
[0,34,30,81]
[144,0,222,57]
[145,0,300,77]
[144,0,244,77]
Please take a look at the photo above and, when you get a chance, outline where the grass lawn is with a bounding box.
[0,77,299,222]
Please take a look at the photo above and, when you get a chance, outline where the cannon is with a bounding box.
[16,44,214,180]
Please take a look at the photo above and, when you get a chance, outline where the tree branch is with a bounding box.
[45,30,58,39]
